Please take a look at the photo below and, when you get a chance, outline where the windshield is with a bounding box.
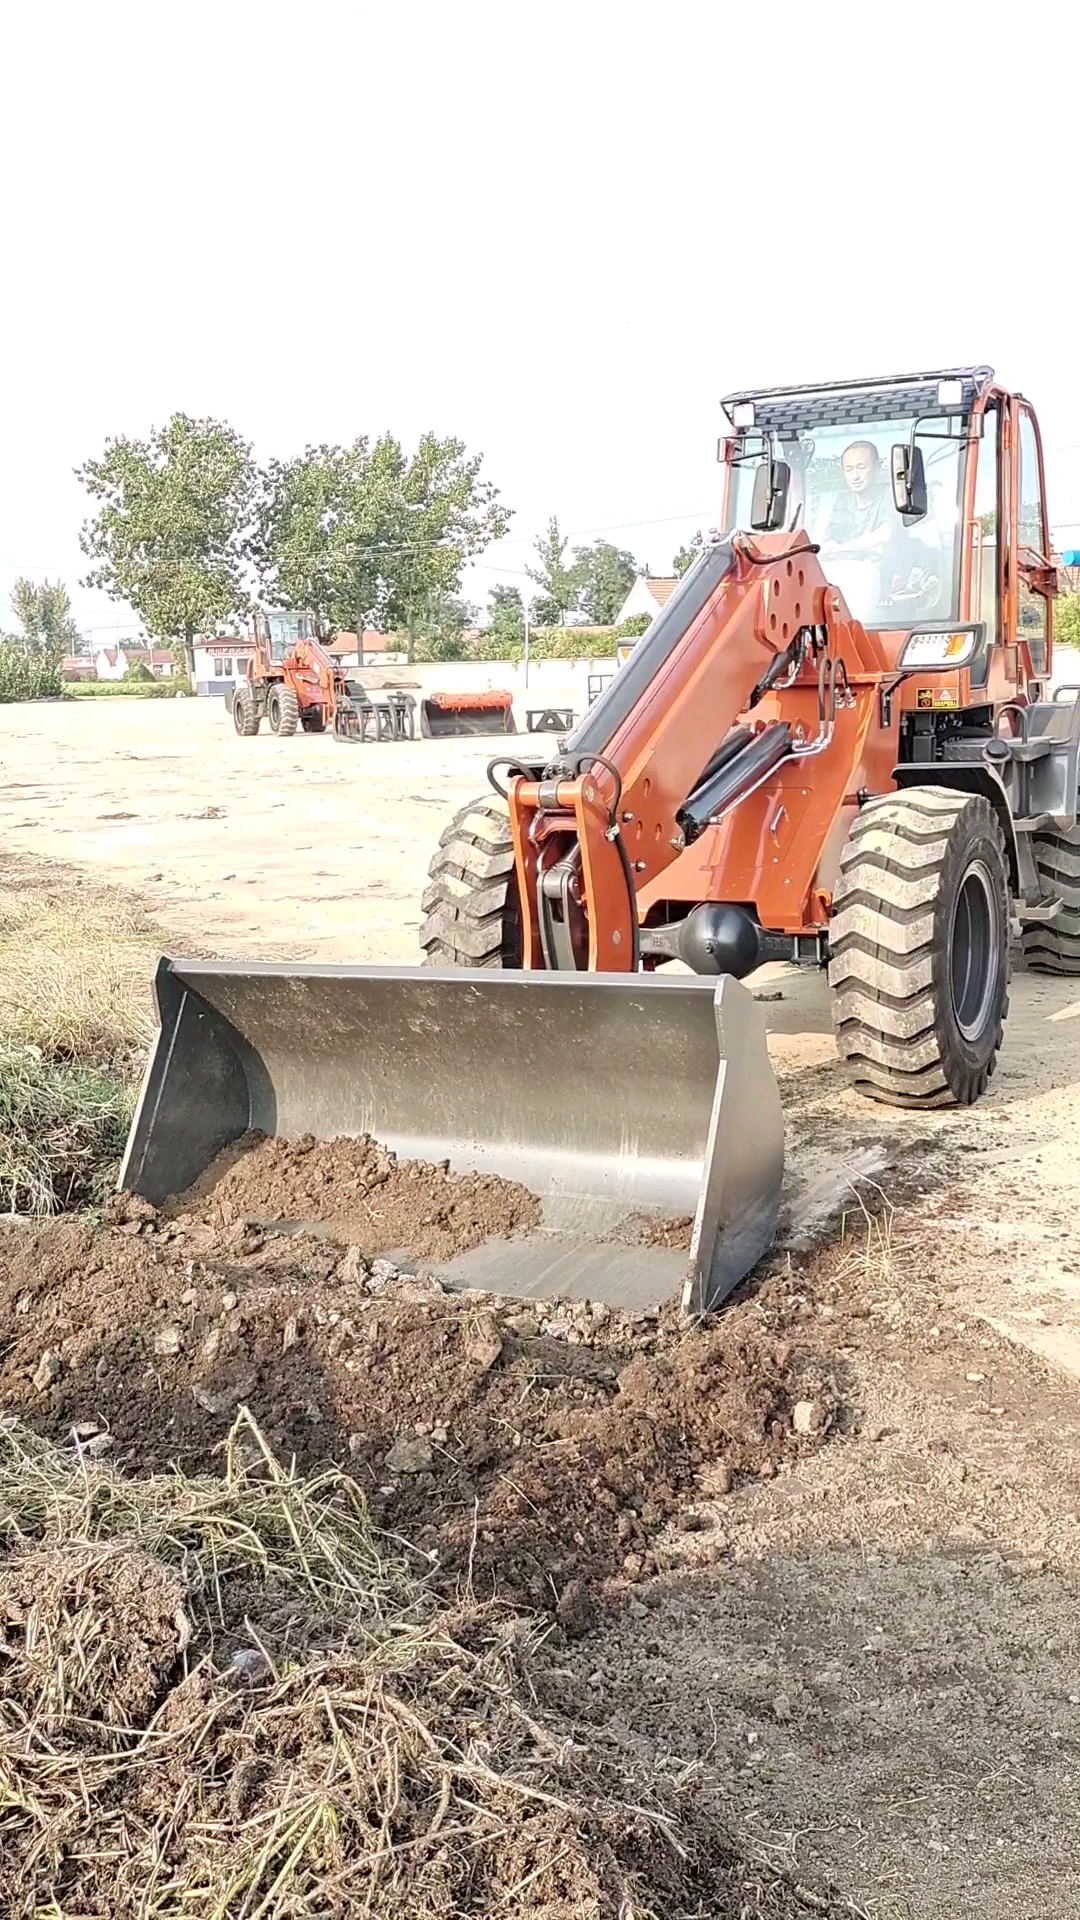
[728,414,967,627]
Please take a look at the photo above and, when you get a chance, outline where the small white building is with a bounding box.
[193,637,257,696]
[613,574,680,627]
[92,645,175,680]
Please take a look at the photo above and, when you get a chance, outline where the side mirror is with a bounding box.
[750,453,791,532]
[890,443,927,523]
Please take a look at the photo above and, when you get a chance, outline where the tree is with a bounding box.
[411,593,475,661]
[526,517,576,625]
[489,584,526,644]
[251,444,354,639]
[78,414,257,680]
[380,433,511,660]
[10,578,81,656]
[673,530,704,577]
[1055,593,1080,648]
[253,431,510,663]
[0,577,81,701]
[566,539,637,626]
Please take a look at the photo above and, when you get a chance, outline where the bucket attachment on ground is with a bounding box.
[120,962,783,1315]
[419,691,516,737]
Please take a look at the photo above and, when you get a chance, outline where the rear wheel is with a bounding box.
[268,685,299,736]
[301,707,326,733]
[1022,828,1080,973]
[233,682,260,736]
[420,797,522,966]
[829,787,1009,1108]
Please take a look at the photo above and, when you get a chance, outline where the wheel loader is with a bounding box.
[231,633,416,741]
[121,367,1080,1316]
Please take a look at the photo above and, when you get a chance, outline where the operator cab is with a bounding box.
[719,365,1055,691]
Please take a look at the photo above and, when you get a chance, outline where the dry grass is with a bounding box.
[0,1412,845,1920]
[0,856,161,1068]
[0,856,162,1213]
[0,1048,133,1213]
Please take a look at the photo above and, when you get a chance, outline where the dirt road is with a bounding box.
[6,693,1080,1913]
[0,696,502,961]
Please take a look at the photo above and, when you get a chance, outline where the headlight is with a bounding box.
[898,626,982,671]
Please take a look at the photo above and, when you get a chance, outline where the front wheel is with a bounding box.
[829,787,1009,1108]
[268,685,300,736]
[420,797,522,966]
[233,682,260,736]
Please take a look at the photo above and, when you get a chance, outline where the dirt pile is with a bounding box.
[0,1414,849,1920]
[169,1130,541,1261]
[0,1209,839,1613]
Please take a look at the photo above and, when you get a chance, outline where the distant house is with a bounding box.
[327,631,403,666]
[61,654,96,682]
[613,574,680,627]
[193,637,257,697]
[85,645,175,681]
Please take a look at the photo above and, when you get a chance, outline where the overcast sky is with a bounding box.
[3,0,1076,640]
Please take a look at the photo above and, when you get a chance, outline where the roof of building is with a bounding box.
[646,575,679,607]
[327,631,392,655]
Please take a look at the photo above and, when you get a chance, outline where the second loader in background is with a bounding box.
[230,632,416,741]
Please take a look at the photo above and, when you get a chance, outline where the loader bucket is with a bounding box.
[419,692,516,737]
[120,961,783,1315]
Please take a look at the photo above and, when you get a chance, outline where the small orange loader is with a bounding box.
[230,634,415,741]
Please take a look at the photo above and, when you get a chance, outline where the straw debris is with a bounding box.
[0,1409,829,1919]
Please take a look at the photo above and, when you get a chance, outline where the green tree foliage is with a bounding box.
[617,612,652,637]
[252,444,353,639]
[122,658,154,682]
[673,530,704,577]
[486,584,526,648]
[78,415,257,679]
[254,433,509,661]
[567,539,637,625]
[1055,593,1080,648]
[10,579,81,655]
[411,593,475,661]
[526,517,576,625]
[0,576,81,701]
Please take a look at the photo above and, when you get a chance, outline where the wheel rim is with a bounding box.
[950,859,1001,1042]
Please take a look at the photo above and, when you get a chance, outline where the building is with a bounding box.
[193,637,258,696]
[88,645,176,681]
[613,574,680,627]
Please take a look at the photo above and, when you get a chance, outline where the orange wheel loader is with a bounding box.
[120,368,1077,1318]
[231,634,416,741]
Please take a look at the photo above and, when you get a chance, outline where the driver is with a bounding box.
[821,440,894,555]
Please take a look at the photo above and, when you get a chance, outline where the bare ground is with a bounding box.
[5,696,1080,1911]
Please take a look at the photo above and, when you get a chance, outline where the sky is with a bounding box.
[3,0,1078,643]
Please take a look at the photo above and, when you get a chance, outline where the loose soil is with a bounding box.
[0,1202,837,1619]
[170,1130,541,1262]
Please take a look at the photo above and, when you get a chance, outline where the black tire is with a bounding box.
[268,685,300,736]
[829,787,1009,1109]
[1023,828,1080,973]
[301,707,326,733]
[419,797,522,967]
[233,682,260,736]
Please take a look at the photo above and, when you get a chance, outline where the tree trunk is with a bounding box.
[184,628,196,687]
[355,604,364,670]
